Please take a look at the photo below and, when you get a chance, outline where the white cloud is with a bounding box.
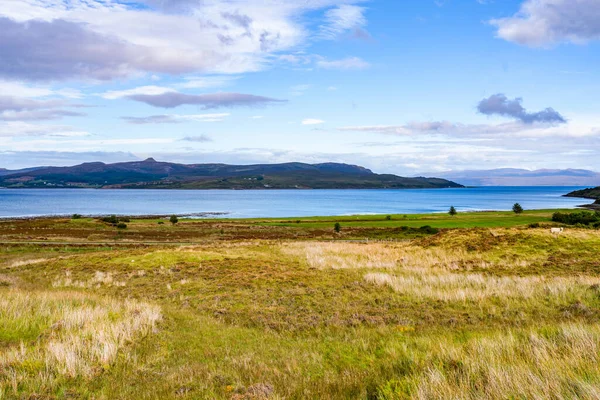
[317,57,370,70]
[0,121,90,138]
[251,115,264,119]
[0,96,87,121]
[302,118,325,125]
[177,76,239,89]
[339,119,600,139]
[100,86,175,100]
[0,81,82,99]
[319,5,367,40]
[122,113,230,124]
[0,0,369,81]
[491,0,600,47]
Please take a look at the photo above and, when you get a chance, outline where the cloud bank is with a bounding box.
[0,96,86,121]
[491,0,600,47]
[122,113,229,124]
[0,1,369,82]
[127,92,286,109]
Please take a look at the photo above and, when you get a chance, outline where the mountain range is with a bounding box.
[0,167,45,176]
[0,159,462,190]
[426,169,600,186]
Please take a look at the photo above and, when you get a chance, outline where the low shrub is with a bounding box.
[419,225,439,234]
[100,215,119,224]
[552,211,600,226]
[71,214,82,219]
[116,223,127,229]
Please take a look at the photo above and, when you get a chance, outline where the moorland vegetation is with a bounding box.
[1,209,600,399]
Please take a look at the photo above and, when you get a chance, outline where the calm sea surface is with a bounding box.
[0,187,590,218]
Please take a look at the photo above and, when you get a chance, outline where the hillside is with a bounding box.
[565,187,600,200]
[0,167,44,176]
[0,159,462,189]
[565,187,600,210]
[428,168,600,186]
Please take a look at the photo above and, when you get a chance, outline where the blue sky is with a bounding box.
[1,0,599,174]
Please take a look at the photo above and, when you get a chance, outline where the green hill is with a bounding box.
[565,187,600,200]
[0,159,463,190]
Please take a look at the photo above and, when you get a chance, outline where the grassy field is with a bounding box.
[2,210,600,399]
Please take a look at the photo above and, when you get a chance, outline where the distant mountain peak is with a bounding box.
[143,158,157,163]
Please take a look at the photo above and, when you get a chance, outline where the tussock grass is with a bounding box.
[283,241,482,270]
[4,258,51,269]
[53,270,128,288]
[388,323,600,399]
[365,270,600,302]
[0,289,161,397]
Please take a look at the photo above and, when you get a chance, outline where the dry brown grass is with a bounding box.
[401,323,600,399]
[53,270,127,288]
[4,258,51,269]
[282,241,486,270]
[283,241,509,271]
[0,289,161,396]
[365,270,600,302]
[284,241,600,302]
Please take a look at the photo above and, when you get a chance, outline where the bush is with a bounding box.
[334,222,341,233]
[386,215,392,220]
[116,223,127,229]
[119,217,130,223]
[71,214,82,219]
[157,221,164,225]
[448,206,457,216]
[170,215,179,225]
[419,225,439,234]
[528,223,540,229]
[101,215,119,224]
[513,203,524,214]
[553,211,600,226]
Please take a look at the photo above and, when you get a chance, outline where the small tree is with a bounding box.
[170,215,179,225]
[386,215,392,220]
[448,206,457,216]
[334,222,341,233]
[513,203,524,214]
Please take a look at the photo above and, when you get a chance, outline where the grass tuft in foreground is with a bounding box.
[0,289,161,397]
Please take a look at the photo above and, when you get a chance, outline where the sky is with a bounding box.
[1,0,599,175]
